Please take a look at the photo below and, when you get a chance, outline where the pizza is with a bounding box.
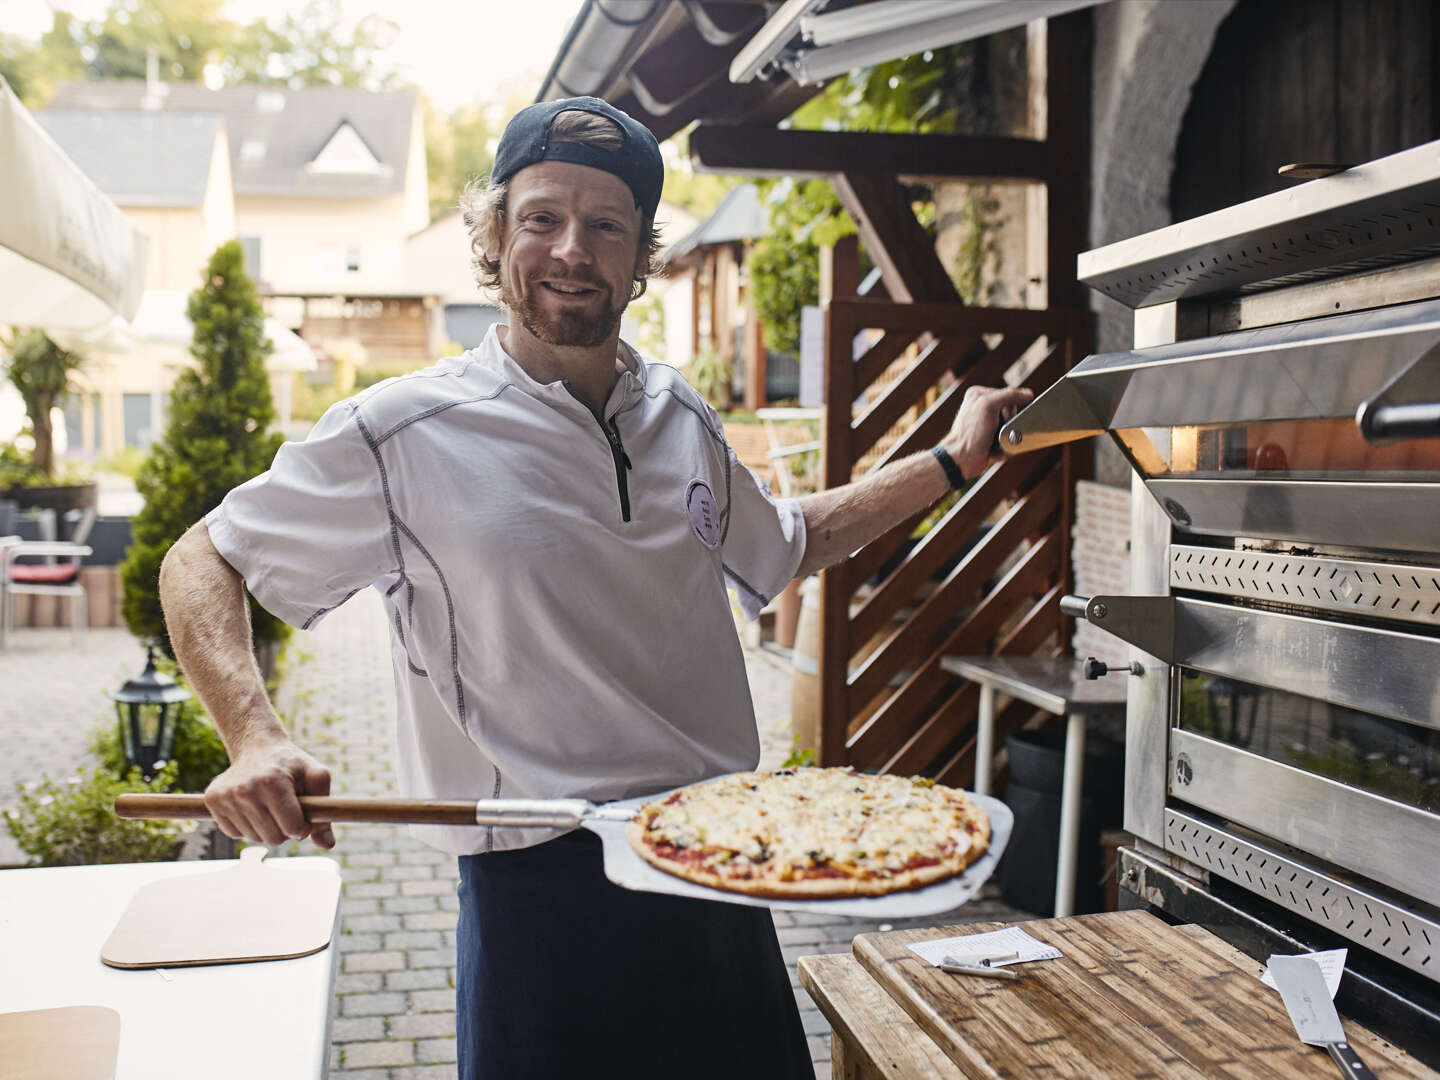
[627,766,990,899]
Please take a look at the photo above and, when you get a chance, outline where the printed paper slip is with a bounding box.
[1262,948,1346,998]
[907,926,1062,968]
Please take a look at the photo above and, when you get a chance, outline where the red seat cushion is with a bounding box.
[9,563,79,584]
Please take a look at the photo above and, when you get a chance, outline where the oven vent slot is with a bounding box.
[1169,545,1440,629]
[1164,809,1439,983]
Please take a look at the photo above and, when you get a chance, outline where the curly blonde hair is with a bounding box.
[460,109,665,302]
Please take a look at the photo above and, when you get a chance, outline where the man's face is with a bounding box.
[497,161,644,348]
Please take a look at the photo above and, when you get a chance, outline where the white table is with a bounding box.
[940,655,1128,918]
[0,857,340,1079]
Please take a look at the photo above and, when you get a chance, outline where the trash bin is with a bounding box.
[996,729,1125,915]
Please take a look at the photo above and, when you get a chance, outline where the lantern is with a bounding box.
[112,645,190,779]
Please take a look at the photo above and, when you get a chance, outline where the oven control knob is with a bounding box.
[1082,656,1144,680]
[1162,498,1191,526]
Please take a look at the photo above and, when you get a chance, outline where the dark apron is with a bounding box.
[456,828,813,1080]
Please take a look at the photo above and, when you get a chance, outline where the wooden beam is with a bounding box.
[832,173,958,304]
[1044,9,1093,309]
[690,126,1052,181]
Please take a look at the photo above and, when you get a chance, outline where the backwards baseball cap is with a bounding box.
[491,97,664,220]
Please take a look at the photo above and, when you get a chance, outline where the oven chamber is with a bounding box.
[1002,140,1440,1060]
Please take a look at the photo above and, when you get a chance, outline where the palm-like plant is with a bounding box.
[2,329,86,478]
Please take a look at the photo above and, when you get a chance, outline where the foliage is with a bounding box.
[748,44,984,354]
[4,764,185,866]
[782,745,816,769]
[425,98,501,222]
[625,292,667,358]
[120,241,287,655]
[97,444,148,480]
[92,700,230,795]
[0,0,404,108]
[687,345,732,410]
[2,330,87,478]
[659,128,744,220]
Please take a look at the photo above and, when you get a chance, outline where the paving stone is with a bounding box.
[336,932,382,953]
[393,1066,458,1080]
[345,881,399,900]
[776,926,832,946]
[377,864,434,881]
[341,991,408,1017]
[344,951,406,973]
[400,879,455,897]
[347,914,404,934]
[383,930,444,951]
[408,949,454,969]
[328,1069,389,1080]
[408,989,455,1013]
[384,967,451,991]
[382,896,439,915]
[341,898,380,917]
[416,1037,458,1064]
[341,1040,415,1068]
[388,1012,456,1039]
[331,1017,386,1042]
[403,912,457,932]
[800,1008,832,1036]
[806,1035,829,1061]
[335,973,384,994]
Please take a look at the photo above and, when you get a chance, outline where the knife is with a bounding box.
[1268,955,1376,1080]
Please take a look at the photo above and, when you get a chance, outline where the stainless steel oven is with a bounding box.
[1000,140,1440,1061]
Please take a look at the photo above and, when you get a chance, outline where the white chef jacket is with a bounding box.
[207,327,806,853]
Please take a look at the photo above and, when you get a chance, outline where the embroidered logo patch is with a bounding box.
[685,479,721,548]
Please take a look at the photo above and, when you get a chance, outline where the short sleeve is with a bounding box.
[206,400,393,629]
[721,446,806,621]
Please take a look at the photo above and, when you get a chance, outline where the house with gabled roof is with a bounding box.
[47,79,440,370]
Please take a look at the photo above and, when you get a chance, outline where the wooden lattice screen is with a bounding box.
[818,299,1094,783]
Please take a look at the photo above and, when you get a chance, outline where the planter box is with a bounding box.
[1,482,99,516]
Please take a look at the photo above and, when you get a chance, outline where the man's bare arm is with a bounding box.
[159,521,334,848]
[794,385,1032,578]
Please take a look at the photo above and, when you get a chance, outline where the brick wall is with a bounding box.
[1071,479,1132,665]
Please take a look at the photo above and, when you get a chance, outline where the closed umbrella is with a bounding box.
[0,76,148,332]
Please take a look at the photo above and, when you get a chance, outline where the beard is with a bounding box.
[501,268,627,348]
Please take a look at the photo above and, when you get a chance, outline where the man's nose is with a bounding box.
[549,219,592,264]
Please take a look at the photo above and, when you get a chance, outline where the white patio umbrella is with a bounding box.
[0,76,148,332]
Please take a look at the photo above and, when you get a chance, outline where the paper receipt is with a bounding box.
[1262,948,1346,999]
[906,926,1063,968]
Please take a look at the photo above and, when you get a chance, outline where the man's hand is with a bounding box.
[942,384,1035,479]
[204,737,335,849]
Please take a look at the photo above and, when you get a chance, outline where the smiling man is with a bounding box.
[157,97,1029,1080]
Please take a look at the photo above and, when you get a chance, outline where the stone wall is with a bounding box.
[1086,0,1236,486]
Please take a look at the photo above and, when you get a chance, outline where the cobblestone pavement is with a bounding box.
[3,592,1032,1077]
[0,625,144,867]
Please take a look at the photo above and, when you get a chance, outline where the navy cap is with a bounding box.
[492,97,664,219]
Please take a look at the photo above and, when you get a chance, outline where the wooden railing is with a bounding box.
[818,299,1094,782]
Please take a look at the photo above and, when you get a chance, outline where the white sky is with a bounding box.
[4,0,588,110]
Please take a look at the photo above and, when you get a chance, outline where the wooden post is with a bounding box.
[818,301,855,768]
[1044,10,1092,310]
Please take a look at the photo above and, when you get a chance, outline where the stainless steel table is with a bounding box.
[939,655,1128,917]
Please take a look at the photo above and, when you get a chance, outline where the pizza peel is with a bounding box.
[99,845,341,969]
[0,1006,121,1080]
[115,788,1012,918]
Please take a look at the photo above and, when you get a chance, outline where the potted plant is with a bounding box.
[0,329,97,515]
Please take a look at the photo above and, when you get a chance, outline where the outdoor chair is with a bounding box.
[0,506,96,644]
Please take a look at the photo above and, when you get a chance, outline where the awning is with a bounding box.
[0,76,148,332]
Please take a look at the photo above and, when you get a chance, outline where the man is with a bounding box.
[159,97,1031,1079]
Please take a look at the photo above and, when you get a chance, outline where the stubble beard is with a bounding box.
[502,272,627,348]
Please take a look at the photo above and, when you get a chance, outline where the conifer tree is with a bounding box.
[120,241,288,655]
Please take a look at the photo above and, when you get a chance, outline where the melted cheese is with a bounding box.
[641,767,977,878]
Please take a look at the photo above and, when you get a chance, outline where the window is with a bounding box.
[239,236,262,277]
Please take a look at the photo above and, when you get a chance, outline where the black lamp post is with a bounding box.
[112,645,190,779]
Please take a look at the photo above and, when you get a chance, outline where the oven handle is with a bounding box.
[1355,400,1440,443]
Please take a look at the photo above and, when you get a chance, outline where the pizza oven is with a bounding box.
[999,140,1440,1061]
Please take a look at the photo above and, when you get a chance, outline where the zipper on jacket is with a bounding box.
[564,381,633,523]
[602,416,633,522]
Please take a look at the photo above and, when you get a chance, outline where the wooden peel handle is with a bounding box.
[114,793,482,825]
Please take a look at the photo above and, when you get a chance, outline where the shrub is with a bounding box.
[2,330,86,478]
[4,764,186,866]
[119,240,289,657]
[91,704,230,794]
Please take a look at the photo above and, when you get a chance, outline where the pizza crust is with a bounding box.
[626,767,991,900]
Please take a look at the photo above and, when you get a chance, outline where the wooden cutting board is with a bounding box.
[847,909,1436,1079]
[100,847,341,969]
[0,1006,120,1079]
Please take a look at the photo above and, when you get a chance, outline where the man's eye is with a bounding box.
[594,221,622,232]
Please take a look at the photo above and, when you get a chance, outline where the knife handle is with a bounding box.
[1327,1041,1376,1080]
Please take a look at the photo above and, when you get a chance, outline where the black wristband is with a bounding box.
[932,445,966,490]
